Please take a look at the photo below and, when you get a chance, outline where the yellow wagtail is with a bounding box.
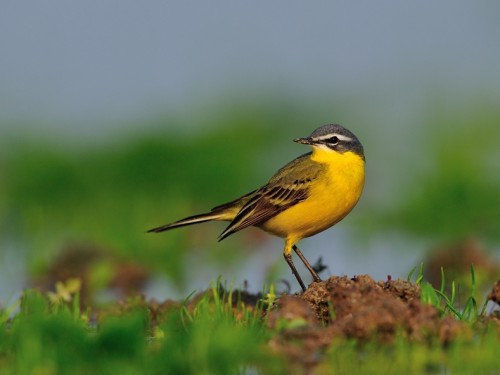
[148,124,365,291]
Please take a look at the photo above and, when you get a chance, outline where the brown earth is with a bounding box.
[105,274,500,372]
[270,275,467,343]
[266,275,472,369]
[135,275,500,347]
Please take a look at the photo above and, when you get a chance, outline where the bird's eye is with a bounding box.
[326,136,339,145]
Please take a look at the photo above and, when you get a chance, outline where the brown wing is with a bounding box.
[218,153,325,241]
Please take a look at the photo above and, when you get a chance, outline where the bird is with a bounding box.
[148,124,365,292]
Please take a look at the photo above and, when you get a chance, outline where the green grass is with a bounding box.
[0,286,285,375]
[413,264,488,322]
[1,275,499,375]
[323,331,499,375]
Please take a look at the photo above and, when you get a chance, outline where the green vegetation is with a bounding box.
[377,105,500,241]
[0,285,282,375]
[1,103,499,284]
[414,264,487,322]
[0,117,285,286]
[0,277,499,375]
[1,101,499,373]
[323,332,499,375]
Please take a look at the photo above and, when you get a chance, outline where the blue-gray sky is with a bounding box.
[1,1,500,134]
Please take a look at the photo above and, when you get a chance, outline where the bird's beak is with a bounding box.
[293,137,314,145]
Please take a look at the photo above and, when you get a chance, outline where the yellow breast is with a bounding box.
[261,148,365,242]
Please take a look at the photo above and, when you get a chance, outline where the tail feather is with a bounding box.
[148,192,253,234]
[147,212,222,233]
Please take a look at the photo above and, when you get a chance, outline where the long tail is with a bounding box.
[147,212,224,233]
[148,190,256,234]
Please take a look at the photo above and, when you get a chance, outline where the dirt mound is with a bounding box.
[300,274,463,342]
[268,275,469,368]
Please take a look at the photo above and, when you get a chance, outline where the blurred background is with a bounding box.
[1,2,499,304]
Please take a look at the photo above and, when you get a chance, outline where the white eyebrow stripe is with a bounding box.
[313,133,352,142]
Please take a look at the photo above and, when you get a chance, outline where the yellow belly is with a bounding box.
[261,150,365,242]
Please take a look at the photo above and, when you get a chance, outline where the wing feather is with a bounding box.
[218,153,326,241]
[217,186,306,240]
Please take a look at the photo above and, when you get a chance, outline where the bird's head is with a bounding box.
[293,124,365,161]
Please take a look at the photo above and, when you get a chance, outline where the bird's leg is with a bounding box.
[292,245,322,283]
[284,252,306,292]
[283,240,306,292]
